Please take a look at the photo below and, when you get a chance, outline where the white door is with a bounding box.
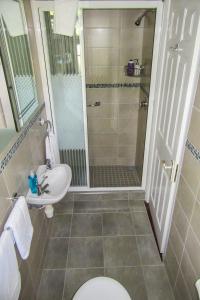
[149,0,200,253]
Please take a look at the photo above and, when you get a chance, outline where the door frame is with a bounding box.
[146,0,200,254]
[31,0,163,192]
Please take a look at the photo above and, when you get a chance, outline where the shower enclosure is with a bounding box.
[34,1,158,190]
[84,9,156,187]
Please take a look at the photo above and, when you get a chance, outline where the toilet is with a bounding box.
[73,277,132,300]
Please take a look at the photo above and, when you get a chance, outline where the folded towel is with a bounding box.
[5,196,33,260]
[54,0,78,36]
[0,230,21,300]
[45,132,60,167]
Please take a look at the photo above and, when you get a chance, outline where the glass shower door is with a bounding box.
[41,11,87,186]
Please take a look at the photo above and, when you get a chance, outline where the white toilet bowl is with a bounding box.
[73,277,132,300]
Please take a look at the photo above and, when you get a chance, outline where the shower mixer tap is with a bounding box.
[87,101,101,107]
[139,100,148,108]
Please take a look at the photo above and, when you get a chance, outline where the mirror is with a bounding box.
[0,0,39,152]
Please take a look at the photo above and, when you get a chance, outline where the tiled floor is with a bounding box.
[37,192,175,300]
[90,165,141,187]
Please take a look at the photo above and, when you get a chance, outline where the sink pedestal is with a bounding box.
[45,204,54,218]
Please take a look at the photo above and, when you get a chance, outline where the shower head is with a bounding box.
[134,10,154,26]
[135,17,143,26]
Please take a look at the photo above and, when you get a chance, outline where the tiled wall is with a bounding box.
[136,11,156,180]
[0,110,50,299]
[0,1,50,299]
[165,74,200,300]
[84,9,145,166]
[86,87,140,166]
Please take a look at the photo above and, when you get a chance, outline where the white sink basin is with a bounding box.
[27,164,72,206]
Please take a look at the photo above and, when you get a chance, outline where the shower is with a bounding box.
[135,9,154,26]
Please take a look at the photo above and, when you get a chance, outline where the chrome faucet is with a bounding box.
[46,159,52,170]
[37,175,49,195]
[37,183,49,196]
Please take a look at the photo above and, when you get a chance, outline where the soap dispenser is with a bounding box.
[28,171,38,194]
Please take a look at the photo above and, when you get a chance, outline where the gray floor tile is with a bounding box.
[63,268,104,300]
[104,236,140,267]
[174,272,191,300]
[74,193,100,201]
[129,191,145,201]
[100,192,129,200]
[101,199,129,212]
[74,200,102,213]
[105,266,148,300]
[54,194,74,214]
[71,214,102,237]
[50,214,72,237]
[143,266,175,300]
[90,165,140,187]
[137,235,161,265]
[129,200,146,212]
[43,238,68,269]
[67,237,104,268]
[132,211,153,235]
[102,212,134,236]
[37,269,65,300]
[36,192,175,300]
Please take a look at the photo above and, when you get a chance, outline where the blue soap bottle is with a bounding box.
[33,172,38,194]
[28,170,38,194]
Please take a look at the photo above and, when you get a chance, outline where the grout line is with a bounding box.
[134,227,149,297]
[101,213,105,276]
[61,194,74,300]
[47,232,154,239]
[173,192,197,296]
[50,233,154,239]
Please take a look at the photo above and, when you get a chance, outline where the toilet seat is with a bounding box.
[73,276,132,300]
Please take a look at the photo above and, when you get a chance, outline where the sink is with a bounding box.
[27,164,72,206]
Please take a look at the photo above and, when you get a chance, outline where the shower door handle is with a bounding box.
[87,101,101,107]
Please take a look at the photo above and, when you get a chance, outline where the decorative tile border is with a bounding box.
[86,83,141,88]
[0,103,45,174]
[186,139,200,161]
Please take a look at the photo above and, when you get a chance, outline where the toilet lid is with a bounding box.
[73,277,132,300]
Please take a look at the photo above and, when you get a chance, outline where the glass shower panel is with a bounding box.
[135,10,156,182]
[43,11,87,186]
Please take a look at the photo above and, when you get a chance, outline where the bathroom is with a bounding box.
[0,0,200,299]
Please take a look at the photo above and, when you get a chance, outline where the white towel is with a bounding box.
[45,132,60,167]
[54,0,78,37]
[0,230,21,300]
[4,196,33,260]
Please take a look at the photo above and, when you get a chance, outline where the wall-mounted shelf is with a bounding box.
[124,65,144,77]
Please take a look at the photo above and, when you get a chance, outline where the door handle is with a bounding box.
[87,101,101,107]
[161,160,173,170]
[161,160,178,182]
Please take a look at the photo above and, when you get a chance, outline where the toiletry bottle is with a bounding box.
[28,171,35,194]
[127,59,135,76]
[28,175,34,193]
[33,172,38,194]
[134,59,140,76]
[28,170,38,194]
